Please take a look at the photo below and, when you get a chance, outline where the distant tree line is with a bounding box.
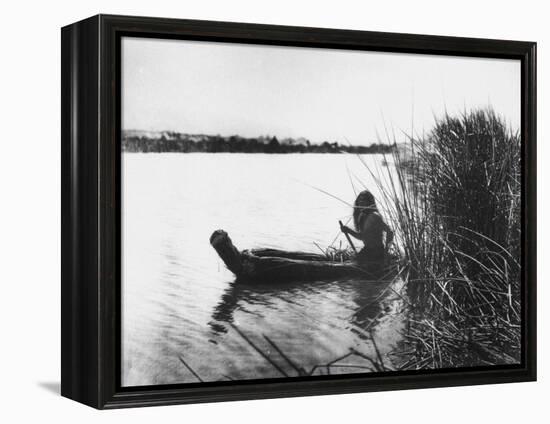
[122,131,395,154]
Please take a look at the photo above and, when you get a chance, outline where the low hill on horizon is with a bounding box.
[122,130,395,154]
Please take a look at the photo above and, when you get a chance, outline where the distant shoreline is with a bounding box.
[122,130,394,154]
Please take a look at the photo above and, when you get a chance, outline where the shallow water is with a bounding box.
[122,153,404,386]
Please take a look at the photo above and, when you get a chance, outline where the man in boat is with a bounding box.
[340,190,394,273]
[210,189,395,282]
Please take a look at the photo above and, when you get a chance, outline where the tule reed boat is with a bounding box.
[210,230,397,283]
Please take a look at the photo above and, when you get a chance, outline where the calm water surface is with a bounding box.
[122,153,404,386]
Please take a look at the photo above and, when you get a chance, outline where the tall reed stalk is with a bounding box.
[369,108,521,368]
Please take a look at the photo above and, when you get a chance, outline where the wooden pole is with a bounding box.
[339,220,357,254]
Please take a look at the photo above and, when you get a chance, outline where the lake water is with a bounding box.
[122,153,405,386]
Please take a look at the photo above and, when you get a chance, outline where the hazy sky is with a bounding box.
[122,37,520,146]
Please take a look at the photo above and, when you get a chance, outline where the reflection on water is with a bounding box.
[209,278,389,338]
[122,153,404,386]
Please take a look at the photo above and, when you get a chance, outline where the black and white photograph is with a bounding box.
[120,36,522,387]
[1,0,546,419]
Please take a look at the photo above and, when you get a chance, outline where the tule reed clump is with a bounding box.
[368,108,521,369]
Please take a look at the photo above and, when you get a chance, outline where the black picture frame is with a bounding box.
[61,14,537,409]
